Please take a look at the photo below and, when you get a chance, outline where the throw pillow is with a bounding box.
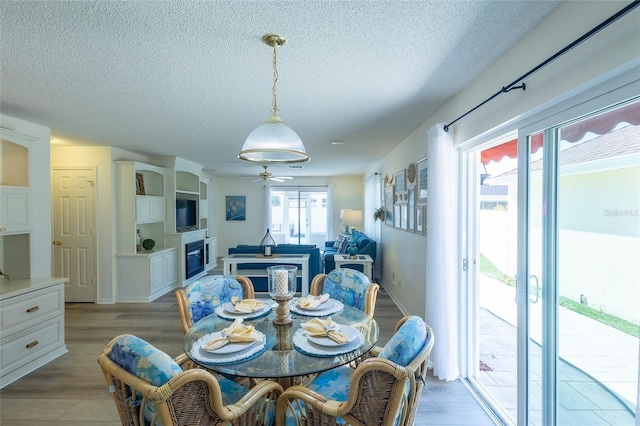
[333,231,350,252]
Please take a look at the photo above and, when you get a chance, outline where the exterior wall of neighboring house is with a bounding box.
[482,128,640,323]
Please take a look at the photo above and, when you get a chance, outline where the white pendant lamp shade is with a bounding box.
[238,114,309,163]
[238,33,309,164]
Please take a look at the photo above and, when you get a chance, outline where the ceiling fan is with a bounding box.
[252,165,293,183]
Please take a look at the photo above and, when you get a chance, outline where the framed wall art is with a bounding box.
[135,172,145,195]
[225,195,246,221]
[384,185,394,226]
[395,168,407,204]
[415,206,425,235]
[416,157,428,205]
[407,186,415,231]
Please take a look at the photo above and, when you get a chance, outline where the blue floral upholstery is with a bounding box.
[285,316,428,426]
[379,316,427,366]
[185,275,246,324]
[321,268,371,312]
[109,334,251,425]
[109,334,182,386]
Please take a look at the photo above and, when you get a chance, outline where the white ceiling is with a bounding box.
[0,1,562,179]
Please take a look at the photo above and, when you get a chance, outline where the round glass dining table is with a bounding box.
[183,302,379,385]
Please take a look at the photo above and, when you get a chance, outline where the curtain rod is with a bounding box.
[443,0,640,132]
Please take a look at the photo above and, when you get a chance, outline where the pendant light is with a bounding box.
[238,34,309,164]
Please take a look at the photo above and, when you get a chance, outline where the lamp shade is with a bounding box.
[342,209,363,228]
[238,115,309,164]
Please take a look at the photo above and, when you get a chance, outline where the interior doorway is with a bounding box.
[52,168,97,302]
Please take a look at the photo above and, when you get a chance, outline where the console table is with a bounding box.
[334,254,374,280]
[222,254,310,296]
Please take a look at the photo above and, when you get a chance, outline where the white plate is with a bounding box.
[222,301,266,314]
[296,298,335,311]
[306,325,359,347]
[201,332,259,354]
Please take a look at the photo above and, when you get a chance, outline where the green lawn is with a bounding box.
[480,253,639,337]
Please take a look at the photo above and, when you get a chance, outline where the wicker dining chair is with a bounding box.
[310,268,379,318]
[275,315,434,426]
[176,274,255,334]
[98,333,283,426]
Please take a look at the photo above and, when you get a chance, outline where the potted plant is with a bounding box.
[373,206,386,222]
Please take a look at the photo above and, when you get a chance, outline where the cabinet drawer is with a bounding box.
[0,286,64,336]
[0,316,64,374]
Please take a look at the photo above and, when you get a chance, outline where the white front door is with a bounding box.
[52,168,96,302]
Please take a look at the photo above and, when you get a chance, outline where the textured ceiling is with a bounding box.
[0,1,562,179]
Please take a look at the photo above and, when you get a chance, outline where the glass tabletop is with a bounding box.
[183,303,379,379]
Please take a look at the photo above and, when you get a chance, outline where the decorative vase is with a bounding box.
[142,238,155,251]
[347,226,358,258]
[136,229,142,252]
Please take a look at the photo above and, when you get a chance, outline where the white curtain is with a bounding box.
[425,123,460,381]
[263,183,272,232]
[364,173,382,280]
[327,184,334,239]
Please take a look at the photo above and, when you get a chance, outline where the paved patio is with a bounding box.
[478,277,638,425]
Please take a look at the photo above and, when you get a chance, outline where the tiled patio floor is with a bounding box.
[478,277,638,425]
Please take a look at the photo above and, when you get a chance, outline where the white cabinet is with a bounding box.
[117,248,177,302]
[0,278,68,388]
[204,236,217,271]
[0,187,31,234]
[135,195,166,223]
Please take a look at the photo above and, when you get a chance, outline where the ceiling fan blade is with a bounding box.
[276,176,293,180]
[270,177,286,182]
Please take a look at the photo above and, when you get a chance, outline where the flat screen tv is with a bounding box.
[176,199,197,232]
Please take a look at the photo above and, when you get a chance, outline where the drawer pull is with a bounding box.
[26,340,39,348]
[26,306,40,313]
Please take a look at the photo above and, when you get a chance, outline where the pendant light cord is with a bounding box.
[271,42,279,117]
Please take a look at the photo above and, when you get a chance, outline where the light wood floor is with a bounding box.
[0,284,495,425]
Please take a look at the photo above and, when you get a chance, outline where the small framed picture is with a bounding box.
[395,169,406,193]
[416,157,428,205]
[416,206,424,234]
[384,185,394,226]
[135,172,145,195]
[394,204,401,228]
[408,187,415,231]
[226,196,246,221]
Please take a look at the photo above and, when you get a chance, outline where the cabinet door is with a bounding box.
[149,253,164,292]
[164,250,177,286]
[0,187,31,234]
[136,196,165,223]
[151,197,166,222]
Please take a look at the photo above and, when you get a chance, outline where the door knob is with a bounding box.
[53,240,62,245]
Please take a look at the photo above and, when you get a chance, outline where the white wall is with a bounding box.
[369,1,640,316]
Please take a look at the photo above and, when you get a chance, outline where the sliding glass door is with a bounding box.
[518,99,639,425]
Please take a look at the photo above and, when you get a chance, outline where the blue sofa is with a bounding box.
[323,229,377,274]
[227,244,322,292]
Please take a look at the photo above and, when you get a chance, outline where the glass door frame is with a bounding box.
[460,66,639,425]
[516,84,639,425]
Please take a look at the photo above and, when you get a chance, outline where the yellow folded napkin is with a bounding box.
[296,293,330,309]
[233,298,265,313]
[301,317,349,344]
[204,318,260,351]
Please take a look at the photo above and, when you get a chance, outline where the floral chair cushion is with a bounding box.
[109,334,251,425]
[378,316,427,367]
[322,268,371,311]
[185,275,246,323]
